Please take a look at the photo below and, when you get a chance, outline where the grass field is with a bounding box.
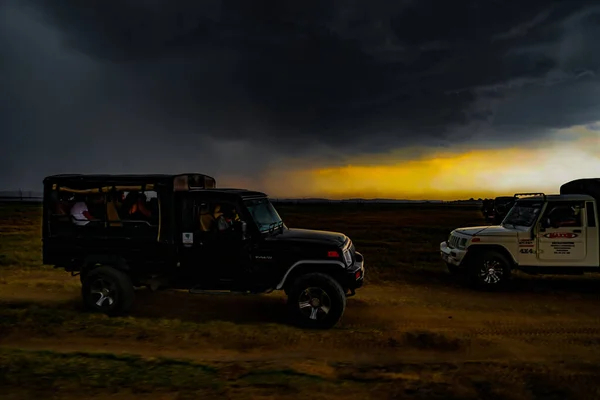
[2,202,600,399]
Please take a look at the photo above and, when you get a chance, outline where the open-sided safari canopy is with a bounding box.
[42,173,217,263]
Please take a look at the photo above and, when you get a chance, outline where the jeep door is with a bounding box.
[537,201,586,264]
[178,194,249,289]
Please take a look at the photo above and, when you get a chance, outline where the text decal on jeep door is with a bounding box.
[543,232,578,239]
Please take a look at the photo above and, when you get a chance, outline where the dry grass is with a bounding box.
[3,348,600,400]
[2,201,600,399]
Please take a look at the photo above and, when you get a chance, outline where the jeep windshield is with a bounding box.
[502,201,543,227]
[244,198,284,233]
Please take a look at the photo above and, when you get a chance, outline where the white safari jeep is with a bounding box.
[440,178,600,289]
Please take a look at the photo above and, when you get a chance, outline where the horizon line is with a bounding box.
[0,193,490,203]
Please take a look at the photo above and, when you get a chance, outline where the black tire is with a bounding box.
[287,273,346,329]
[81,266,135,316]
[467,250,511,290]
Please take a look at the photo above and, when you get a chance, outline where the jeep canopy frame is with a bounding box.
[42,173,217,264]
[43,173,216,191]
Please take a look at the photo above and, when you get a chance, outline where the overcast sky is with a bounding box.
[1,0,599,198]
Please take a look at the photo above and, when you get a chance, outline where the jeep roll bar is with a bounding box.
[514,192,547,201]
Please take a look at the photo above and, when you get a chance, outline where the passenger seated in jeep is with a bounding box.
[52,191,71,215]
[199,203,215,232]
[544,205,581,228]
[70,195,96,226]
[215,205,240,232]
[124,192,152,220]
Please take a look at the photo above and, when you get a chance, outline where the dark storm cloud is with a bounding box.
[1,0,600,189]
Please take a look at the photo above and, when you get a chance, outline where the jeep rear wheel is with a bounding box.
[287,273,346,329]
[467,250,511,290]
[81,266,135,316]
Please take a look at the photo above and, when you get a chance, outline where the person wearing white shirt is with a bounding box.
[70,197,94,226]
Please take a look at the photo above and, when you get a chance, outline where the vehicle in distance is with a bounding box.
[42,173,365,329]
[492,196,515,224]
[481,198,495,222]
[440,178,600,289]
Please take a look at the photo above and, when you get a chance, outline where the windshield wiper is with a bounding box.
[266,221,284,235]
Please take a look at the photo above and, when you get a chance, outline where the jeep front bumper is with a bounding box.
[440,241,466,267]
[346,251,365,289]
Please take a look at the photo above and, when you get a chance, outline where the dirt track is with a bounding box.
[3,273,600,361]
[3,270,600,398]
[3,203,600,398]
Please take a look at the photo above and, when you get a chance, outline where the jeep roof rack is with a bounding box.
[514,192,546,201]
[44,173,217,192]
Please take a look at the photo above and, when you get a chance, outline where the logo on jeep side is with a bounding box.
[543,232,578,239]
[182,232,193,245]
[255,255,272,260]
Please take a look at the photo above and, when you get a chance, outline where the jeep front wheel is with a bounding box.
[81,266,135,316]
[287,273,346,329]
[467,250,511,290]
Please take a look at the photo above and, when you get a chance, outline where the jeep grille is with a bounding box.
[448,234,460,249]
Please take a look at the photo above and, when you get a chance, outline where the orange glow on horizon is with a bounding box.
[259,137,600,200]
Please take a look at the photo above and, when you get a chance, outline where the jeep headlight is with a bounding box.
[457,238,468,249]
[343,248,352,266]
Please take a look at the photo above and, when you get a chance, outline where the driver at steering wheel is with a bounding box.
[215,205,240,232]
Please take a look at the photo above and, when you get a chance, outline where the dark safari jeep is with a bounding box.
[42,173,365,328]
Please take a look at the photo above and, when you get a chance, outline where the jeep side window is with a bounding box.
[542,202,583,228]
[186,199,243,242]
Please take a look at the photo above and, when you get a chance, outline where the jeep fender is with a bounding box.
[463,244,517,267]
[82,255,129,276]
[276,260,346,290]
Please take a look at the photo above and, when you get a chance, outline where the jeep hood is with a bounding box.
[454,225,517,237]
[271,228,348,246]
